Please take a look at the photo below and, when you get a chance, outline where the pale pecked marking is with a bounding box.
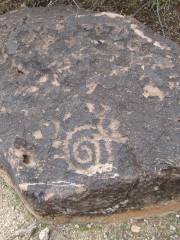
[33,130,43,140]
[131,24,152,43]
[64,112,72,121]
[95,12,124,19]
[86,82,97,94]
[153,41,170,50]
[86,102,95,112]
[39,75,48,83]
[143,85,165,101]
[27,86,39,93]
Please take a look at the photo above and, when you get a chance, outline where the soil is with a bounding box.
[0,176,180,240]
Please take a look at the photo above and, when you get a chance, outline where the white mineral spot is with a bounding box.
[33,130,43,140]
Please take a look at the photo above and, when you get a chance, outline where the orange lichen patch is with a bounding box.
[143,85,165,101]
[39,75,48,83]
[86,82,97,94]
[86,102,95,113]
[131,24,152,43]
[55,20,64,30]
[64,112,71,121]
[33,130,43,140]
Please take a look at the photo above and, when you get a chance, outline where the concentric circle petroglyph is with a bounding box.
[65,125,113,175]
[63,108,128,175]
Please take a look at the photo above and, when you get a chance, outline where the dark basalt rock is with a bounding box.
[0,6,180,216]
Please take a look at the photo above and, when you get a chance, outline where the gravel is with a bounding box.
[0,177,179,240]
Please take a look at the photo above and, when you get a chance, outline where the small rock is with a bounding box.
[39,227,50,240]
[170,225,176,231]
[131,225,141,233]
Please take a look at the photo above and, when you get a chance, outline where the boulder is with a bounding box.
[0,6,179,216]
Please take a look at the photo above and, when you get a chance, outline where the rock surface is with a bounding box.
[0,6,179,216]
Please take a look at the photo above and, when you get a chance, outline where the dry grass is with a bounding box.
[0,1,179,42]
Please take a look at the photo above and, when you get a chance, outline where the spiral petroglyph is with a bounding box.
[63,107,128,175]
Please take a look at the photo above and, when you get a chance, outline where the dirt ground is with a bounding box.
[0,176,179,240]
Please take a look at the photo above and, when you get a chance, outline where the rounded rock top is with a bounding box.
[0,6,179,216]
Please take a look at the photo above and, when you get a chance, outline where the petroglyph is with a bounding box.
[61,106,128,175]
